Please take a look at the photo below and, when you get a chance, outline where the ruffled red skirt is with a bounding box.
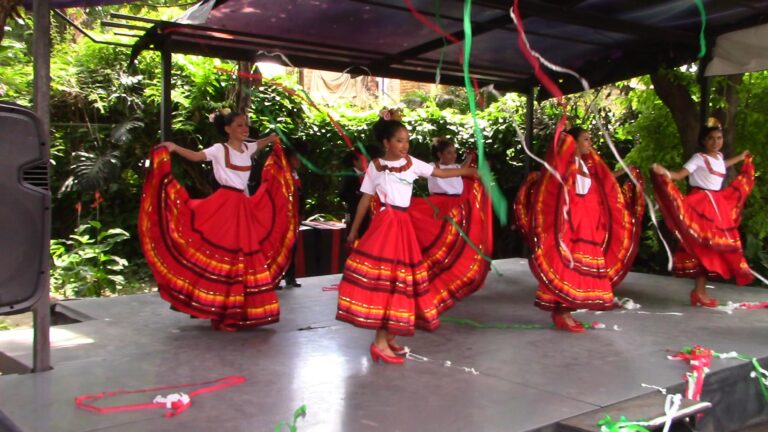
[651,158,754,285]
[138,145,297,329]
[409,178,494,313]
[336,207,438,336]
[336,178,493,335]
[514,137,645,312]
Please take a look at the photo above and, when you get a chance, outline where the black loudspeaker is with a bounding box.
[0,102,50,314]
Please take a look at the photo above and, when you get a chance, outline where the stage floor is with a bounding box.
[1,259,766,432]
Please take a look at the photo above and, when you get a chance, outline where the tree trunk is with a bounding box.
[0,0,23,44]
[650,70,700,160]
[712,74,743,160]
[651,70,744,164]
[234,61,261,115]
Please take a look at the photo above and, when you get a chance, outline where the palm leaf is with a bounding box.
[110,120,144,146]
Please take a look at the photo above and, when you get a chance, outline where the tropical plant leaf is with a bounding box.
[110,120,144,146]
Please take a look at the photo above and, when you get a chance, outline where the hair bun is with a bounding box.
[209,107,232,123]
[379,107,402,122]
[706,117,722,129]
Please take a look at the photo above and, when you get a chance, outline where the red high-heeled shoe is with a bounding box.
[690,290,718,307]
[551,312,585,333]
[370,343,405,364]
[211,320,238,332]
[387,337,408,356]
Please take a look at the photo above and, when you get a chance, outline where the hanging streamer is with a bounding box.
[383,167,499,272]
[509,0,675,271]
[216,67,369,159]
[433,0,448,85]
[693,0,707,59]
[220,60,498,269]
[403,0,508,225]
[461,0,508,225]
[509,0,576,267]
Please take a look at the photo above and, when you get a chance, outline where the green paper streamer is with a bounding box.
[462,0,509,225]
[597,415,651,432]
[442,316,600,330]
[442,316,545,330]
[751,358,768,404]
[274,404,307,432]
[694,0,707,58]
[265,112,358,177]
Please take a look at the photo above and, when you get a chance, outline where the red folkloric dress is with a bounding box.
[336,156,493,335]
[514,134,645,311]
[139,142,297,330]
[651,153,754,284]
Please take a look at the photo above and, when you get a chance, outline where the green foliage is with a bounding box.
[50,221,130,297]
[3,5,767,291]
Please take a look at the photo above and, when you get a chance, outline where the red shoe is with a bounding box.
[370,343,405,364]
[387,336,408,356]
[551,312,585,333]
[690,290,718,307]
[211,320,238,332]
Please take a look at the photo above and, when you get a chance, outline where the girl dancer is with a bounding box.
[336,112,476,364]
[427,137,472,196]
[410,137,494,312]
[515,127,645,332]
[651,120,754,306]
[139,110,298,331]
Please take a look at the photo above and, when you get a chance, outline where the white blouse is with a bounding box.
[428,162,464,195]
[360,156,434,208]
[203,142,259,194]
[683,152,726,190]
[575,157,592,195]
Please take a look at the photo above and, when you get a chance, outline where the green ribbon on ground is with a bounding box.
[751,358,768,404]
[443,316,602,330]
[713,350,768,404]
[274,404,307,432]
[442,316,544,330]
[462,0,508,225]
[597,415,651,432]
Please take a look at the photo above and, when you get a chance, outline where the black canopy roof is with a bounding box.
[129,0,768,94]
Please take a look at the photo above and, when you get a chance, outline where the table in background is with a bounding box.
[294,220,348,278]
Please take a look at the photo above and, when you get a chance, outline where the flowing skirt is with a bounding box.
[336,208,439,336]
[337,178,493,335]
[514,137,645,312]
[651,157,754,285]
[138,145,297,329]
[409,178,494,313]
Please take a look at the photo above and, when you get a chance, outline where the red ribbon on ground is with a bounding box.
[668,346,713,400]
[75,376,246,418]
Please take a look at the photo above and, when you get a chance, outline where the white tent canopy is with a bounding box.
[706,22,768,76]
